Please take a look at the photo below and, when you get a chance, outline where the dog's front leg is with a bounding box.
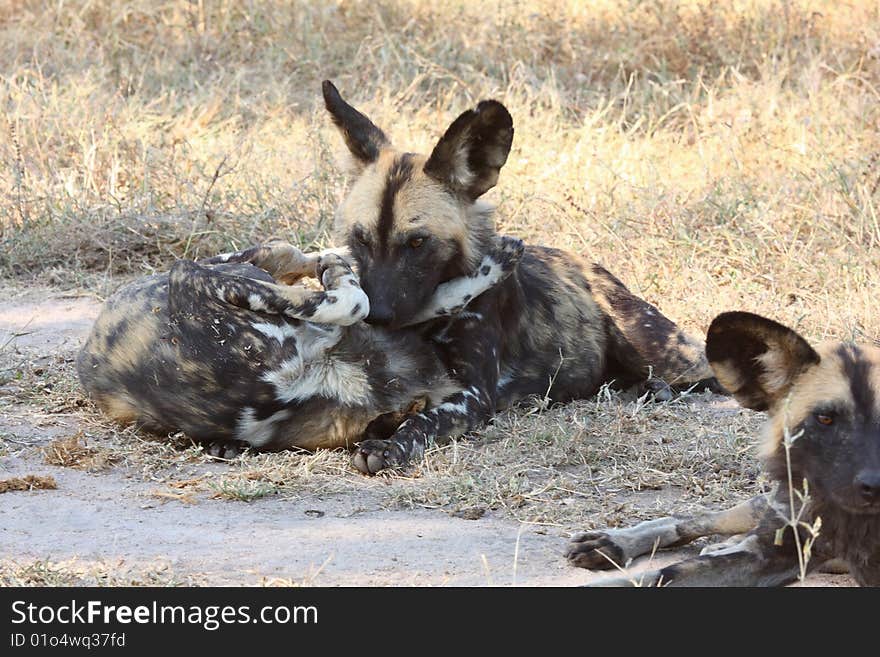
[199,243,352,284]
[170,254,368,325]
[586,532,802,587]
[352,311,503,475]
[404,236,524,325]
[567,494,769,570]
[351,384,496,474]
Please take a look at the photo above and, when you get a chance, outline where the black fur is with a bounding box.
[322,80,390,165]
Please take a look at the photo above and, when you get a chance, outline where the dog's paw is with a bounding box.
[493,236,525,272]
[351,439,405,475]
[316,253,353,280]
[640,377,675,402]
[565,530,627,570]
[204,440,248,460]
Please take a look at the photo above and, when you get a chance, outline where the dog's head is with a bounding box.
[322,80,513,328]
[707,311,880,515]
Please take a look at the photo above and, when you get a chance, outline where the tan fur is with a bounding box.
[761,342,880,458]
[94,392,140,424]
[709,358,749,396]
[334,151,489,269]
[98,312,160,375]
[334,152,388,234]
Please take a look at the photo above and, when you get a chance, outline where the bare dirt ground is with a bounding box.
[0,284,853,586]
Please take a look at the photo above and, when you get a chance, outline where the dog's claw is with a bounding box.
[566,530,626,570]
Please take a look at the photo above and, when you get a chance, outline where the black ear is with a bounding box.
[424,100,513,200]
[322,80,390,168]
[706,311,820,411]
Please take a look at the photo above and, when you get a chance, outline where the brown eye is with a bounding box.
[816,414,834,426]
[409,237,425,249]
[355,230,370,246]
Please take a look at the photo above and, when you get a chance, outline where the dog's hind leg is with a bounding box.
[169,254,369,326]
[566,494,769,570]
[198,242,335,285]
[587,264,718,391]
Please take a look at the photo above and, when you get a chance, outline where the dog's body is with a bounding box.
[567,312,880,586]
[77,239,523,455]
[322,81,717,474]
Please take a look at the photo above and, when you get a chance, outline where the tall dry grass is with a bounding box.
[2,0,878,341]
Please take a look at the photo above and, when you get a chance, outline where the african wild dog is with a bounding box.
[322,80,718,474]
[567,311,880,586]
[77,237,523,457]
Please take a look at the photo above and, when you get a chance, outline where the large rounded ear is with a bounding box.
[423,100,513,200]
[706,311,820,411]
[322,80,390,171]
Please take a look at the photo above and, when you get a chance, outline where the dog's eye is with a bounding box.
[815,414,834,426]
[354,229,370,247]
[409,237,426,249]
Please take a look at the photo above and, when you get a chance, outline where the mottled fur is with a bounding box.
[568,312,880,586]
[322,81,716,474]
[78,238,523,456]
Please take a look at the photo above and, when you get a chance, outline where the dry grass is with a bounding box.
[156,387,763,527]
[0,1,878,578]
[0,557,206,586]
[0,555,327,586]
[3,346,765,528]
[42,430,119,470]
[0,473,56,492]
[1,0,877,343]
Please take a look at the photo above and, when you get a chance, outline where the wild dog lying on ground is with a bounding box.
[77,237,523,458]
[567,311,880,586]
[322,80,718,474]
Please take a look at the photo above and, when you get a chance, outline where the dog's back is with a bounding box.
[77,261,381,450]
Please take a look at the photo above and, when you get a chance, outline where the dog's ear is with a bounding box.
[706,311,820,411]
[322,80,390,171]
[424,100,513,200]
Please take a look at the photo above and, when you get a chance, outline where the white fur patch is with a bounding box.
[251,321,298,344]
[247,293,268,312]
[431,399,469,416]
[265,360,372,407]
[430,386,482,416]
[261,324,371,406]
[298,284,369,326]
[236,407,292,447]
[405,253,504,325]
[497,370,515,390]
[450,141,475,188]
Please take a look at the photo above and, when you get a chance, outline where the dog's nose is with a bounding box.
[855,470,880,502]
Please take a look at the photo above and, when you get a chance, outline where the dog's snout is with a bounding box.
[855,470,880,502]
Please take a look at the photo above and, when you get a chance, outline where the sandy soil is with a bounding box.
[0,285,853,586]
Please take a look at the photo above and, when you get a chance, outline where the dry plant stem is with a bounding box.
[780,396,820,584]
